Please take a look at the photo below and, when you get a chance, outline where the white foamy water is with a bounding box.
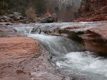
[28,34,107,80]
[56,51,107,80]
[28,34,83,56]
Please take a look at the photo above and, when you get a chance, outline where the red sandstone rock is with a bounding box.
[75,0,107,21]
[79,26,107,54]
[0,37,39,80]
[81,34,107,54]
[88,26,107,39]
[57,21,107,54]
[0,37,64,80]
[0,37,39,63]
[41,12,51,18]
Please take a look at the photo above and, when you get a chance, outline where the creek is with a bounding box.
[8,22,107,80]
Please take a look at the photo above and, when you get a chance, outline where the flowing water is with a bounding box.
[9,22,107,80]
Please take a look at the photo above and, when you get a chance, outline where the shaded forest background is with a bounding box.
[0,0,81,21]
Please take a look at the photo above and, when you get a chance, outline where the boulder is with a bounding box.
[41,12,57,23]
[31,27,41,34]
[42,12,51,18]
[13,12,21,17]
[13,12,23,20]
[41,16,54,23]
[0,16,11,22]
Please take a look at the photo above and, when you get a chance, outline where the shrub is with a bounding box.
[0,1,8,15]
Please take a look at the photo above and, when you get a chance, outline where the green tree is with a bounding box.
[35,0,46,16]
[0,0,8,15]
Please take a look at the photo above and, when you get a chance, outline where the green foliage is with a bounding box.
[34,0,46,16]
[0,0,8,15]
[0,9,6,15]
[0,0,47,16]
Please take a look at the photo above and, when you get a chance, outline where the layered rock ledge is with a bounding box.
[81,26,107,54]
[0,36,64,80]
[49,21,107,54]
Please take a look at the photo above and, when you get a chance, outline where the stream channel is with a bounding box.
[9,22,107,80]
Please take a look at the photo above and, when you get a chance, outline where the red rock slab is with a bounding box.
[80,26,107,54]
[0,38,64,80]
[0,37,39,63]
[88,26,107,39]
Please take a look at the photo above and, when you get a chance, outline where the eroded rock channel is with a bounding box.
[0,22,107,80]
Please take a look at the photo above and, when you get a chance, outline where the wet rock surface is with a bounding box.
[49,21,107,54]
[0,21,107,80]
[0,25,22,37]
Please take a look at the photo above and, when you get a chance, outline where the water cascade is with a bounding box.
[8,22,107,80]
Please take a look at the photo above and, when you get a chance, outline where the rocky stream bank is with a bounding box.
[48,21,107,54]
[0,12,57,25]
[0,21,107,80]
[0,25,66,80]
